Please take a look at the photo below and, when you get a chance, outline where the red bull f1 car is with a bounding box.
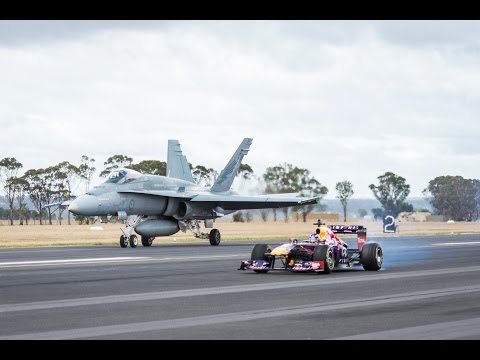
[238,220,383,274]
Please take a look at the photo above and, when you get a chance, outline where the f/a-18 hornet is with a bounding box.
[68,138,319,248]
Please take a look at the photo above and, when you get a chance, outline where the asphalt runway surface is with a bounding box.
[1,233,480,340]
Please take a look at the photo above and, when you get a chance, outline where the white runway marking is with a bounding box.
[0,254,245,269]
[0,257,151,268]
[431,241,480,246]
[151,254,244,261]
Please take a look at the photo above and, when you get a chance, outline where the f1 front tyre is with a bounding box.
[251,244,272,273]
[312,245,335,274]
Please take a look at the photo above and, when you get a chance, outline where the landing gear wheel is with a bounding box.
[129,235,138,248]
[120,235,128,248]
[141,236,154,247]
[312,245,335,274]
[209,228,221,246]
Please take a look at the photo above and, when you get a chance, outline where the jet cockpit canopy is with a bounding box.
[104,168,142,184]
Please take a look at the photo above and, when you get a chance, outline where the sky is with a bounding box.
[1,20,480,199]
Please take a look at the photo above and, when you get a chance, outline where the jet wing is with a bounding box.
[190,193,319,210]
[117,190,318,209]
[117,189,196,200]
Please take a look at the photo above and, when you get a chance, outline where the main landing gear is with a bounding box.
[119,217,221,248]
[179,219,221,246]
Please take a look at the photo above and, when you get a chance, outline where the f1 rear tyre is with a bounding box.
[361,243,383,271]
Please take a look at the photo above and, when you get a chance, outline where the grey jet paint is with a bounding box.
[68,138,319,248]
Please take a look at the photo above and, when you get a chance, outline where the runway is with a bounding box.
[1,234,480,339]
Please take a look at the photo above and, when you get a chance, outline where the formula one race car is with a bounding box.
[238,220,383,274]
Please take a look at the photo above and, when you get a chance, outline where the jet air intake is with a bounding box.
[134,219,180,237]
[174,202,190,219]
[164,200,194,220]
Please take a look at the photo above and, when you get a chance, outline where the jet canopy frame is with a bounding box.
[104,168,142,184]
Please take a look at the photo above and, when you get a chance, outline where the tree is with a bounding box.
[192,165,217,186]
[369,172,412,218]
[22,167,61,225]
[357,208,368,219]
[263,163,328,222]
[23,169,47,225]
[78,155,96,193]
[262,165,287,222]
[100,155,133,177]
[423,175,478,221]
[0,157,23,225]
[51,162,79,225]
[295,175,328,223]
[130,160,166,176]
[260,209,269,222]
[336,180,354,222]
[11,177,29,225]
[472,179,480,221]
[232,212,245,222]
[237,164,254,180]
[371,208,384,221]
[42,166,62,225]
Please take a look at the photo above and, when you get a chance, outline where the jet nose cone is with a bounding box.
[67,194,99,215]
[68,201,79,213]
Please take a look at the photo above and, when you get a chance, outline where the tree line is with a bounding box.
[0,155,325,225]
[1,155,478,226]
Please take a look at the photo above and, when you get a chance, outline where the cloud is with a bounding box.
[1,20,480,199]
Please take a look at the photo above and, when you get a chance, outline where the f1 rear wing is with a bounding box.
[327,224,366,234]
[328,225,367,251]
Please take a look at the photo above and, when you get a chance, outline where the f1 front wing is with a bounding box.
[238,259,326,272]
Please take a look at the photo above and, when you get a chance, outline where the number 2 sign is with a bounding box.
[384,215,396,233]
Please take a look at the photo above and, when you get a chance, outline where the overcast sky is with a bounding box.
[1,20,480,199]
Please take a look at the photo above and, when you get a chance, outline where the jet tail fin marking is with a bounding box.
[167,140,195,183]
[210,138,253,193]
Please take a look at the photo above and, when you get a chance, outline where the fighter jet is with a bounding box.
[68,138,319,248]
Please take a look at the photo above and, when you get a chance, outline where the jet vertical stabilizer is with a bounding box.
[167,140,195,183]
[210,138,253,193]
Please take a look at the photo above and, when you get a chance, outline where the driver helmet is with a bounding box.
[309,233,319,242]
[316,226,328,243]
